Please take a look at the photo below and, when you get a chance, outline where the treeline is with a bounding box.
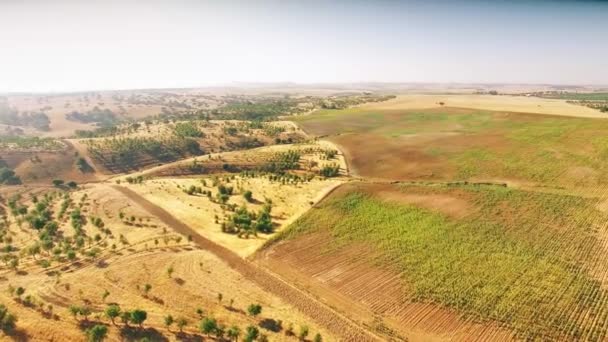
[319,94,396,110]
[87,136,203,171]
[0,136,63,151]
[0,103,50,131]
[66,106,118,126]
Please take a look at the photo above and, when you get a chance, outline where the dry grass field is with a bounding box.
[0,183,336,341]
[360,94,606,118]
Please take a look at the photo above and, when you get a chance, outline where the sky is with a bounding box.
[0,0,607,92]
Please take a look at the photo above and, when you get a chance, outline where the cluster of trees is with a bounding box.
[0,102,50,131]
[76,157,93,173]
[209,99,305,121]
[259,150,301,174]
[125,175,144,184]
[0,167,21,185]
[4,191,104,274]
[174,122,204,138]
[87,136,203,171]
[52,179,78,188]
[319,164,340,177]
[222,203,273,237]
[0,136,63,150]
[319,94,396,110]
[66,106,118,127]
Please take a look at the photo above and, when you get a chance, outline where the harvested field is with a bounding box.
[359,94,606,118]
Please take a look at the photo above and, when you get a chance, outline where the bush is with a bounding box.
[243,190,253,202]
[0,304,17,333]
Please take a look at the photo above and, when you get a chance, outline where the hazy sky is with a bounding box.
[1,0,607,92]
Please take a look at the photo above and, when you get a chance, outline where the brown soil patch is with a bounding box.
[376,191,473,219]
[332,133,454,181]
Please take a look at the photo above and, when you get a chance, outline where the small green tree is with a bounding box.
[313,332,323,342]
[247,303,262,317]
[0,304,17,333]
[105,304,120,325]
[227,325,241,341]
[243,190,253,202]
[244,325,259,342]
[120,310,131,326]
[176,317,188,333]
[86,324,108,342]
[80,306,92,321]
[164,314,174,330]
[130,309,147,328]
[200,317,218,336]
[69,305,80,320]
[52,179,64,187]
[298,325,309,340]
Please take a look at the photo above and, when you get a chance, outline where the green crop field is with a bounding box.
[274,183,608,340]
[538,92,608,101]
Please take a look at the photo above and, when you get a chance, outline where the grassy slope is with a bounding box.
[274,183,608,340]
[296,108,608,187]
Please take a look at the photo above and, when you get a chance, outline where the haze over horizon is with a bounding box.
[1,0,607,93]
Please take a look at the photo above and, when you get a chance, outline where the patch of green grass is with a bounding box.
[540,92,608,101]
[277,184,608,340]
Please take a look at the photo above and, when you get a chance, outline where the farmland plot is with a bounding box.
[261,181,608,340]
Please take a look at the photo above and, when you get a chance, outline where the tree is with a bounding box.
[105,304,121,325]
[313,333,323,342]
[164,314,174,330]
[15,287,25,300]
[243,190,253,202]
[200,317,218,336]
[52,179,64,187]
[0,305,17,333]
[215,324,226,339]
[244,325,259,342]
[247,303,262,317]
[102,289,110,302]
[167,265,174,278]
[80,306,92,321]
[69,305,80,320]
[120,310,131,326]
[176,317,188,333]
[298,325,309,340]
[217,292,223,304]
[86,324,108,342]
[130,309,147,328]
[227,325,240,341]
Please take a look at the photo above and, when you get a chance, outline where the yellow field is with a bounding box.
[363,94,606,118]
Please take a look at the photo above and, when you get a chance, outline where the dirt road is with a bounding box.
[111,185,381,341]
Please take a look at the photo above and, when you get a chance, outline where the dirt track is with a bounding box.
[111,185,381,341]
